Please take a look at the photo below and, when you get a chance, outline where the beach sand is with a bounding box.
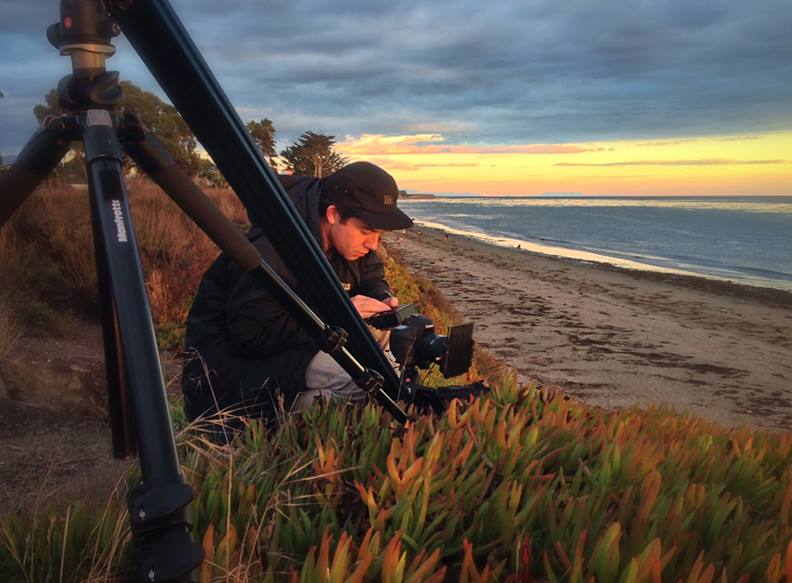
[385,228,792,431]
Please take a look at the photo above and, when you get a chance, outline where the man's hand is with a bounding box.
[383,296,400,309]
[351,294,395,319]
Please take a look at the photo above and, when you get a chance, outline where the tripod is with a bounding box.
[0,0,410,580]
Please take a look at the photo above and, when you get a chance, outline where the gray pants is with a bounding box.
[292,328,395,411]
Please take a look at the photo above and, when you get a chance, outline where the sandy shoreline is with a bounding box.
[385,228,792,431]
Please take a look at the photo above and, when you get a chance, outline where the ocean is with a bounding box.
[398,196,792,292]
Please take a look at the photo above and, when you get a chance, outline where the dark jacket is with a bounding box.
[182,175,393,421]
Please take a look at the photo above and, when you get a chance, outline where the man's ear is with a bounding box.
[325,204,340,225]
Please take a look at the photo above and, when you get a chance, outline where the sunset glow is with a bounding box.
[337,132,792,196]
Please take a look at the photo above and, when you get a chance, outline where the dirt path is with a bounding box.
[0,400,131,516]
[0,322,181,516]
[386,229,792,431]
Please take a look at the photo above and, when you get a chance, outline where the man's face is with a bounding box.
[327,208,382,261]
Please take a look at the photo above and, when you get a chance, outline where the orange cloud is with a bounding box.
[334,131,792,196]
[376,160,480,172]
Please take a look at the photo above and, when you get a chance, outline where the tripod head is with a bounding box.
[47,0,121,111]
[48,0,119,72]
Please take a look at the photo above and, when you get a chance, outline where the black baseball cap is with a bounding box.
[321,162,413,230]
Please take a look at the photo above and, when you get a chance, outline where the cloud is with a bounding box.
[1,0,791,156]
[629,136,764,148]
[717,135,762,142]
[555,159,790,167]
[337,133,447,155]
[634,138,700,148]
[375,160,481,172]
[338,133,591,155]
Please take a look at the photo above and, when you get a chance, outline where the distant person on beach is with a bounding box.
[181,162,413,437]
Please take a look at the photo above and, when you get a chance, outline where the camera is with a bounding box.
[369,303,474,378]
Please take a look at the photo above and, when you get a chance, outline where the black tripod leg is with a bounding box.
[81,110,202,581]
[89,197,137,459]
[0,118,75,228]
[124,128,408,424]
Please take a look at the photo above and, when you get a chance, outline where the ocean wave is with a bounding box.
[411,219,792,291]
[413,220,700,276]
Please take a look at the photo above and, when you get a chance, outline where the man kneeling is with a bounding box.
[181,162,412,436]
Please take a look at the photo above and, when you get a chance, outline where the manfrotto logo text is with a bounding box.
[111,200,128,243]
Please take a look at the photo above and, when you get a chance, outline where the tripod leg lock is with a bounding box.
[127,483,204,582]
[316,325,348,355]
[357,368,385,396]
[129,482,194,525]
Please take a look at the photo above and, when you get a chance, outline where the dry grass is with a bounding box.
[0,293,20,361]
[0,293,22,400]
[126,177,248,346]
[0,178,248,347]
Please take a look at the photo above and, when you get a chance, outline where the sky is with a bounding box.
[1,0,791,196]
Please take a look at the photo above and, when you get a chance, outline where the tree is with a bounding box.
[195,158,228,188]
[280,131,347,178]
[33,81,201,175]
[246,118,278,169]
